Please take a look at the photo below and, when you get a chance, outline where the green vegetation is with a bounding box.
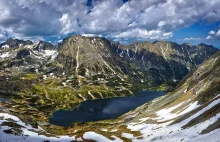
[19,73,39,80]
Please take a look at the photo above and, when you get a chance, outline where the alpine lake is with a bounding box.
[49,91,166,126]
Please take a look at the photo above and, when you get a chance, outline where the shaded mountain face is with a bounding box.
[118,51,220,141]
[33,41,56,51]
[0,35,218,111]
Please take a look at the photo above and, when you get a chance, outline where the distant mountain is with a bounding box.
[0,38,33,49]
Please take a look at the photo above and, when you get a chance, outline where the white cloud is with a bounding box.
[0,0,219,41]
[206,29,220,40]
[216,30,220,36]
[209,30,216,35]
[81,34,102,37]
[184,38,201,41]
[206,35,212,40]
[59,13,76,35]
[112,28,173,40]
[0,30,8,42]
[0,34,4,39]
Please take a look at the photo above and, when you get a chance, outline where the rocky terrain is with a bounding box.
[0,35,219,141]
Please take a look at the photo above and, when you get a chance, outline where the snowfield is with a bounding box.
[127,96,220,142]
[0,113,77,142]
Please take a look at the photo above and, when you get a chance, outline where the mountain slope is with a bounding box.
[118,51,220,141]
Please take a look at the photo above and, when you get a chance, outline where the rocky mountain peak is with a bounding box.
[33,40,54,51]
[0,38,33,49]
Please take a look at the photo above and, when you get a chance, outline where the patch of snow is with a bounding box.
[78,94,86,101]
[139,117,150,122]
[79,75,85,78]
[155,101,199,122]
[0,113,21,122]
[110,129,117,132]
[43,75,47,80]
[101,129,108,132]
[193,128,220,142]
[0,113,77,142]
[85,68,89,76]
[0,52,10,58]
[126,48,131,59]
[66,80,71,83]
[35,68,39,73]
[25,45,33,49]
[121,133,134,139]
[62,82,66,87]
[126,96,220,142]
[117,75,124,81]
[177,98,220,126]
[119,51,124,57]
[43,50,58,60]
[2,44,9,49]
[213,94,220,100]
[111,136,123,142]
[51,51,58,60]
[128,111,220,142]
[176,101,200,116]
[83,131,122,142]
[88,91,96,99]
[76,137,83,141]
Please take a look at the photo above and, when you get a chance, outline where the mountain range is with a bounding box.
[0,35,219,141]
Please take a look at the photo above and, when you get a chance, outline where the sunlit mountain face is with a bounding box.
[0,0,220,142]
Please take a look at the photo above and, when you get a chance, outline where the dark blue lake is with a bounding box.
[49,91,166,126]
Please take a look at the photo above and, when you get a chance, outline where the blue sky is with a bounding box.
[170,22,220,47]
[0,0,220,48]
